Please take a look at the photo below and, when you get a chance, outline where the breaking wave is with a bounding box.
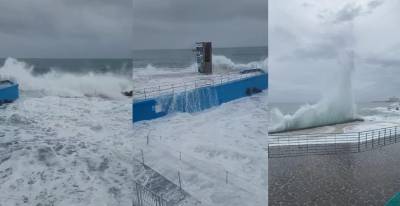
[0,58,132,99]
[270,51,359,133]
[133,55,268,76]
[1,55,267,100]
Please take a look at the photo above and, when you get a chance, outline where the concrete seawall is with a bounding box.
[132,73,268,123]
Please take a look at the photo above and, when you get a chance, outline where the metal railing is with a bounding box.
[133,72,261,101]
[268,126,399,158]
[133,182,170,206]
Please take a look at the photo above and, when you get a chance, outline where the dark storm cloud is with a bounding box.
[0,0,131,58]
[333,4,363,23]
[368,0,385,10]
[132,0,268,50]
[331,0,385,24]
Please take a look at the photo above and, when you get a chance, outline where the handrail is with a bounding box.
[133,181,171,206]
[268,126,400,158]
[133,72,262,101]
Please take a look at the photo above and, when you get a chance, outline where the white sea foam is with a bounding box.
[133,56,267,90]
[0,58,132,99]
[0,55,268,206]
[270,51,358,133]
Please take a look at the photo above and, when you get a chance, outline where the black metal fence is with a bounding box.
[268,126,399,158]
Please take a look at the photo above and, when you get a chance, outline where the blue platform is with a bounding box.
[0,80,19,104]
[132,72,268,123]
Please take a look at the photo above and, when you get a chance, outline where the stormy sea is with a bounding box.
[0,46,268,206]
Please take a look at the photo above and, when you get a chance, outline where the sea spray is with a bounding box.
[0,58,132,99]
[133,55,267,78]
[270,50,358,133]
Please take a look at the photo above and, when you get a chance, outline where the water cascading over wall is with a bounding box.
[132,73,268,122]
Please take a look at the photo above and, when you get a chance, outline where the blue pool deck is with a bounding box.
[132,71,268,123]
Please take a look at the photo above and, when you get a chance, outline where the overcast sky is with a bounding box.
[269,0,400,102]
[0,0,131,58]
[132,0,268,50]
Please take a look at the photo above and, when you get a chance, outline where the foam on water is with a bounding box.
[270,51,358,133]
[0,54,268,205]
[133,56,268,91]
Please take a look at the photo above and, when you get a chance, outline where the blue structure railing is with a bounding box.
[132,72,268,123]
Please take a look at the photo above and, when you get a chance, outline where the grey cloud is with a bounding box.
[132,0,268,50]
[333,4,363,23]
[133,0,267,24]
[365,57,400,68]
[368,0,385,10]
[318,0,386,24]
[0,0,131,58]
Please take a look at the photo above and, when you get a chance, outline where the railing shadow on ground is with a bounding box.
[268,126,399,158]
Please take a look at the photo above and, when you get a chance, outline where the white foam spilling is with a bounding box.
[213,55,268,73]
[0,58,132,99]
[133,55,267,90]
[133,55,267,77]
[270,51,358,133]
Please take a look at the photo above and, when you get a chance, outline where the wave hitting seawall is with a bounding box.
[270,51,359,133]
[132,73,268,122]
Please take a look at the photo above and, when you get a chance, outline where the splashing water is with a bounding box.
[270,51,358,133]
[0,58,132,99]
[155,86,219,114]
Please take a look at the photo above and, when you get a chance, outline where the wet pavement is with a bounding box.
[269,142,400,205]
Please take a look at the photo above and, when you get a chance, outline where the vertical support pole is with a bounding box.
[141,149,144,165]
[371,131,374,149]
[178,171,182,190]
[135,183,140,206]
[372,131,375,148]
[226,171,228,184]
[396,127,398,143]
[384,128,387,145]
[358,132,361,152]
[179,152,182,160]
[146,135,149,145]
[378,131,381,146]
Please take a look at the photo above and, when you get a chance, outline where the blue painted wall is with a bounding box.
[132,73,268,123]
[0,83,19,104]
